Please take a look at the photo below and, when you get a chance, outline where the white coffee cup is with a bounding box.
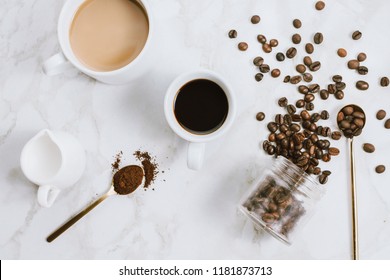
[42,0,154,84]
[20,129,86,207]
[164,70,236,170]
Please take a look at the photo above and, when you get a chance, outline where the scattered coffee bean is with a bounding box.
[255,73,264,82]
[257,35,267,44]
[335,90,344,100]
[336,82,346,90]
[385,119,390,129]
[356,80,369,91]
[302,73,313,82]
[267,122,278,133]
[292,34,302,44]
[311,113,321,123]
[322,153,331,162]
[253,56,264,66]
[357,53,367,62]
[298,85,309,94]
[315,1,325,10]
[251,15,261,24]
[296,99,306,108]
[286,47,297,59]
[380,77,389,87]
[328,84,336,94]
[296,64,306,74]
[332,75,343,83]
[271,69,281,78]
[228,29,237,39]
[328,147,340,156]
[300,110,310,120]
[313,32,323,44]
[276,52,285,62]
[238,42,248,51]
[263,43,272,53]
[320,89,329,100]
[259,64,270,73]
[331,131,342,140]
[309,83,320,93]
[357,66,368,75]
[305,43,314,54]
[293,18,302,29]
[318,174,328,184]
[275,114,284,125]
[376,110,386,120]
[309,61,321,71]
[376,165,386,174]
[304,94,315,103]
[320,110,330,120]
[303,56,313,67]
[287,104,297,115]
[278,97,288,107]
[306,102,315,111]
[290,75,302,84]
[348,59,360,69]
[256,112,265,121]
[283,76,291,83]
[337,48,347,57]
[362,143,375,153]
[270,39,279,47]
[352,30,362,40]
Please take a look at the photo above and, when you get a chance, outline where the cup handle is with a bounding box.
[187,142,205,170]
[37,185,60,207]
[42,52,73,76]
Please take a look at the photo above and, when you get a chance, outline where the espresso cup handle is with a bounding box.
[42,52,73,76]
[187,142,205,170]
[37,185,61,207]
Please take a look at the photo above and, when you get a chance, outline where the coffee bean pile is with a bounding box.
[242,177,306,238]
[263,99,336,184]
[337,106,365,138]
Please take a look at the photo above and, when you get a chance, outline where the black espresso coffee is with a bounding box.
[174,79,229,134]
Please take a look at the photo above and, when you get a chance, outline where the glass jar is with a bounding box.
[239,157,325,245]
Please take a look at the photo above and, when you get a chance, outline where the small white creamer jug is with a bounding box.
[20,129,86,207]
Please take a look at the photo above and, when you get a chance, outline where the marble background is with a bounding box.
[1,0,390,259]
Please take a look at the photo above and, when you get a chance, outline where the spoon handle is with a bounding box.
[46,194,109,243]
[349,138,359,260]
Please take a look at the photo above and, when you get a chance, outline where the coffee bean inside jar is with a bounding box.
[240,157,325,245]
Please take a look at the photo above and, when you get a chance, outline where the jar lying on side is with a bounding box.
[239,157,325,245]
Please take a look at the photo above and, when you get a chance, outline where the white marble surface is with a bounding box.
[1,0,390,260]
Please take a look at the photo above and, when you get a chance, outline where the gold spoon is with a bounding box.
[46,165,144,243]
[337,104,366,260]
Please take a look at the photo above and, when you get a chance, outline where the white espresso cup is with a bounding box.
[164,70,236,170]
[42,0,154,84]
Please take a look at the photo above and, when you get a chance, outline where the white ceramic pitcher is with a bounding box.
[20,129,86,207]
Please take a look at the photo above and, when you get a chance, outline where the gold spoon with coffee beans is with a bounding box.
[46,165,144,242]
[337,104,366,260]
